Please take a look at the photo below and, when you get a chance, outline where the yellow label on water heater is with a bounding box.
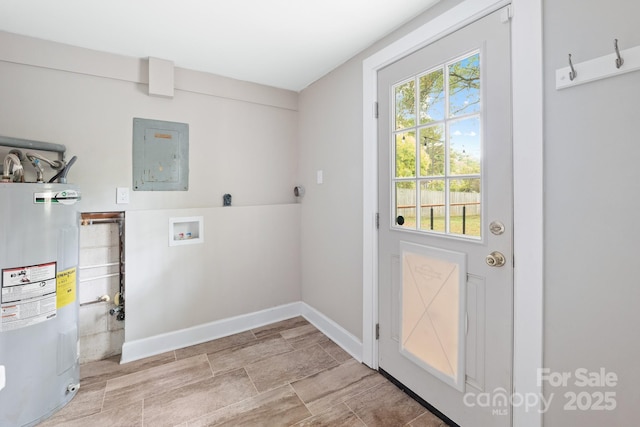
[56,268,76,309]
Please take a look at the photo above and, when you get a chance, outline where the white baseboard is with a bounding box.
[120,301,363,364]
[121,302,302,363]
[299,302,363,362]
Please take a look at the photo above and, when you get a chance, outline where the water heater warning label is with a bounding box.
[56,268,76,309]
[1,262,57,332]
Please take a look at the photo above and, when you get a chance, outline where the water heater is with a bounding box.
[0,183,81,426]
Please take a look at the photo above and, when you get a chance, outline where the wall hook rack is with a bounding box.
[556,39,640,90]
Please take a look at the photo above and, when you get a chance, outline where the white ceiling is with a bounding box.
[0,0,439,91]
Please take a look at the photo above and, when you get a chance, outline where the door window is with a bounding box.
[393,52,482,238]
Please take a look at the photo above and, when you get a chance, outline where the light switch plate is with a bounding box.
[317,170,323,184]
[116,187,130,204]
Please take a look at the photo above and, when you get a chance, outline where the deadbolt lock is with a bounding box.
[489,221,505,235]
[486,251,506,267]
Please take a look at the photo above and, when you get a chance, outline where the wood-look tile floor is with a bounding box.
[38,317,448,427]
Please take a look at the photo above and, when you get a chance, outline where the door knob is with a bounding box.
[486,251,506,267]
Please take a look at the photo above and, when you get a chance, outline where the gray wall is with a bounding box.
[0,32,301,350]
[298,0,463,340]
[0,35,298,211]
[543,0,640,424]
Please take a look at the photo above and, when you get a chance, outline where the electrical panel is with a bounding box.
[132,118,188,191]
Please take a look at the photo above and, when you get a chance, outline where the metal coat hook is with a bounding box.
[568,54,577,81]
[614,39,624,69]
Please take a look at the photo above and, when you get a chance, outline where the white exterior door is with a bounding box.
[377,8,513,427]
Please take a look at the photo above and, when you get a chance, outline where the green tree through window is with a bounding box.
[392,52,481,236]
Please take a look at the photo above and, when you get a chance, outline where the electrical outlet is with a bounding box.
[116,187,130,204]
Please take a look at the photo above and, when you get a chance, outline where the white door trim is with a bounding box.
[361,1,543,426]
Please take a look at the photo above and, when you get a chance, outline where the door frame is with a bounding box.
[361,0,543,426]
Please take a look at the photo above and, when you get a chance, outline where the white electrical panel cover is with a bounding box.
[132,118,189,191]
